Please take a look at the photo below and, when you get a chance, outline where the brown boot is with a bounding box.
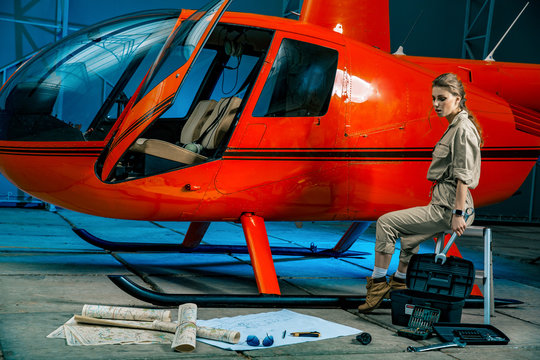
[358,276,390,313]
[386,275,407,298]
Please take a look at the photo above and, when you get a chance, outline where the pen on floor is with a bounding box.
[290,331,320,337]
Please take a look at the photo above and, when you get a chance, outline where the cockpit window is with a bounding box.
[0,12,178,141]
[136,0,229,103]
[104,24,273,182]
[253,39,338,117]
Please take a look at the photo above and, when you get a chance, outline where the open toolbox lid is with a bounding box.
[406,254,475,299]
[434,323,509,345]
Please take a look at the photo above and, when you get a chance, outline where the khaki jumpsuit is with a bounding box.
[375,110,481,263]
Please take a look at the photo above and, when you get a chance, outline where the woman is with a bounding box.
[358,73,483,313]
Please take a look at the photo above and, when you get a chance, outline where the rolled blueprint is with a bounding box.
[82,305,171,322]
[152,320,178,333]
[171,303,197,352]
[197,326,240,344]
[75,317,239,344]
[74,315,154,330]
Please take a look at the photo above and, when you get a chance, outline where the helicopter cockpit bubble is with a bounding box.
[0,11,179,142]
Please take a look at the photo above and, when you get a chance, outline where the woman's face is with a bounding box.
[432,86,461,119]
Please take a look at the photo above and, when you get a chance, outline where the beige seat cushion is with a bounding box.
[130,138,207,165]
[180,99,217,145]
[129,97,241,166]
[200,97,242,149]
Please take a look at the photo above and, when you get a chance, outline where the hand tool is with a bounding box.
[407,337,466,352]
[290,331,320,337]
[434,209,474,264]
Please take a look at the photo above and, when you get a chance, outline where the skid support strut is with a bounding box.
[331,221,372,253]
[241,213,280,295]
[181,222,211,248]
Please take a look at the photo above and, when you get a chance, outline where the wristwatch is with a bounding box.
[452,209,464,216]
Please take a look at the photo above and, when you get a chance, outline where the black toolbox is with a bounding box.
[397,305,440,340]
[390,253,475,326]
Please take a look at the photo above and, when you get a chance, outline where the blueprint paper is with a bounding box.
[196,309,361,351]
[82,304,171,322]
[48,317,240,346]
[172,303,197,352]
[47,317,173,346]
[48,309,361,350]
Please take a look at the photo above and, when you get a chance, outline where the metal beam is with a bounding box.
[57,0,70,40]
[462,0,495,59]
[0,15,78,32]
[1,0,75,86]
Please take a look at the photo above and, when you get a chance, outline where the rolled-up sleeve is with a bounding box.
[452,127,481,189]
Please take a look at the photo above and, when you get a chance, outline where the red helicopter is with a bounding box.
[0,0,539,306]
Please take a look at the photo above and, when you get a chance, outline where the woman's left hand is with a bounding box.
[451,215,467,236]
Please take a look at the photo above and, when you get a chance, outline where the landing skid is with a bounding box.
[73,228,370,258]
[109,275,523,308]
[109,275,368,308]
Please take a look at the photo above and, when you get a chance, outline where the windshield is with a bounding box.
[0,11,178,141]
[135,0,229,104]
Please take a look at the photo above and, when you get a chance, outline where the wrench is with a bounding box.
[407,338,466,352]
[434,209,474,264]
[434,233,457,265]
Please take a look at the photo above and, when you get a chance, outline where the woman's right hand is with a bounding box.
[451,214,467,236]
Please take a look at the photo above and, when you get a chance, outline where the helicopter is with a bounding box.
[0,0,539,306]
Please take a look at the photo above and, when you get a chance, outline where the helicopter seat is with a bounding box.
[130,137,208,164]
[129,100,217,165]
[199,96,242,149]
[179,99,217,145]
[129,97,241,165]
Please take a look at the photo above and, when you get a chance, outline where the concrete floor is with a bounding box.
[0,207,539,359]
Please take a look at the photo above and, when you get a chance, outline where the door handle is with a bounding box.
[184,184,201,191]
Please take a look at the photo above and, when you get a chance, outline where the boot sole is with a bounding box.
[358,287,391,313]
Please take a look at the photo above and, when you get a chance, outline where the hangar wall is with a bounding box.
[388,0,540,223]
[0,0,539,221]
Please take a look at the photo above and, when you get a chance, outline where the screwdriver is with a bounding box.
[290,331,320,337]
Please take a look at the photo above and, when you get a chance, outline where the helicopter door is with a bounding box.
[213,32,345,199]
[98,0,232,181]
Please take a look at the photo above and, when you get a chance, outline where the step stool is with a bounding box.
[437,226,493,324]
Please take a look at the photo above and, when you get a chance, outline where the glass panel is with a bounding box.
[136,0,228,102]
[141,24,273,149]
[161,48,217,120]
[0,12,178,141]
[253,38,338,117]
[106,24,273,182]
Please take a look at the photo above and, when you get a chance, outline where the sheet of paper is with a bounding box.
[47,309,361,350]
[47,317,173,346]
[196,309,361,351]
